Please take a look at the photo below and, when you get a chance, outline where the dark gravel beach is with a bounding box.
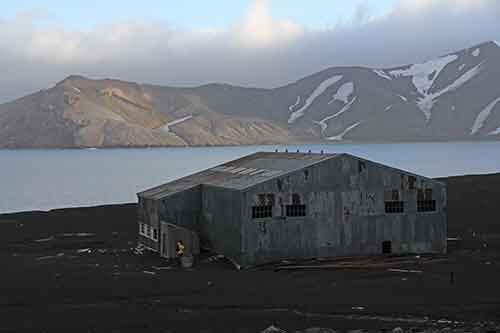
[1,173,500,332]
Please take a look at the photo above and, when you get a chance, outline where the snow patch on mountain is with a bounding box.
[288,75,343,124]
[288,96,301,111]
[416,62,482,122]
[471,96,500,135]
[385,105,393,112]
[493,41,500,47]
[489,127,500,136]
[472,49,480,57]
[161,115,193,132]
[315,97,357,133]
[458,64,466,71]
[328,82,354,104]
[373,70,392,80]
[389,54,458,96]
[325,122,361,141]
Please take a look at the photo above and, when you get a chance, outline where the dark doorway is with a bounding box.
[382,241,392,254]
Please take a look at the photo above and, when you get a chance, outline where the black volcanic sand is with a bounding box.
[1,174,500,332]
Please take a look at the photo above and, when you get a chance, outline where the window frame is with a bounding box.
[252,205,273,219]
[384,201,405,214]
[417,199,436,212]
[285,204,307,217]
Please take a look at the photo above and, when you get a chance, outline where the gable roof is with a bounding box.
[137,152,338,200]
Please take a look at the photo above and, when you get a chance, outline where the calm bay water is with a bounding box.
[1,141,500,214]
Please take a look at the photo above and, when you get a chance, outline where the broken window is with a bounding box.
[286,204,306,217]
[417,188,436,212]
[258,194,267,206]
[425,188,433,200]
[304,169,309,181]
[391,189,400,201]
[253,193,275,219]
[153,228,158,241]
[266,194,275,206]
[292,193,301,205]
[252,205,273,219]
[417,200,436,212]
[384,189,404,213]
[285,193,306,217]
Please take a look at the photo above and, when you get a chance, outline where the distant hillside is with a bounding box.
[1,41,500,148]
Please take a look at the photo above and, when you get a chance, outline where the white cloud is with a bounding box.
[0,0,499,103]
[235,0,303,47]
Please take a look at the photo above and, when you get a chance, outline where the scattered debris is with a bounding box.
[34,236,54,242]
[204,254,225,263]
[143,270,156,275]
[36,253,64,261]
[133,244,145,255]
[388,269,423,274]
[152,266,172,270]
[302,328,337,333]
[351,306,365,311]
[60,233,95,237]
[77,248,92,254]
[261,325,286,333]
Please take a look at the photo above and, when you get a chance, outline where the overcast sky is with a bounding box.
[0,0,499,103]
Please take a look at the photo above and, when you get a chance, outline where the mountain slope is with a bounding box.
[1,41,500,148]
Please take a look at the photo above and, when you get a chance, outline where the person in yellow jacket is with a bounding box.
[176,240,185,257]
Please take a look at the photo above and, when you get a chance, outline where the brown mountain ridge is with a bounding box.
[1,41,500,148]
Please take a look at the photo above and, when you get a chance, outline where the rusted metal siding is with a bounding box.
[201,185,243,264]
[156,185,202,232]
[137,152,446,267]
[241,154,446,266]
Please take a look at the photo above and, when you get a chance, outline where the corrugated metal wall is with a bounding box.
[241,154,446,266]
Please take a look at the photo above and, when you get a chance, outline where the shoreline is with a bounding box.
[1,138,499,151]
